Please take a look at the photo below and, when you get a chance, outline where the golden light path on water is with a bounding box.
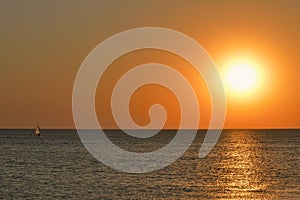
[219,131,265,198]
[190,130,278,199]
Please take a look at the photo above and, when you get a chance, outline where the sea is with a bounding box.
[0,129,299,199]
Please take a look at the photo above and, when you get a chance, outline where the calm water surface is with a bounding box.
[0,130,299,199]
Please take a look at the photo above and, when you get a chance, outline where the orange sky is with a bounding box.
[0,1,299,129]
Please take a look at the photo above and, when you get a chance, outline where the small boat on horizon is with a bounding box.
[35,126,41,136]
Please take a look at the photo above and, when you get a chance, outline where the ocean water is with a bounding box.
[0,129,299,199]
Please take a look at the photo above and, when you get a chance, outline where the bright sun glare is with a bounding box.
[224,60,260,95]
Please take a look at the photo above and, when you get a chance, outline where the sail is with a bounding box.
[35,126,41,136]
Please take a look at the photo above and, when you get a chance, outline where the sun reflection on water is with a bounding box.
[214,130,270,199]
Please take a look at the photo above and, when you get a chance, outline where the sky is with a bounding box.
[0,0,299,129]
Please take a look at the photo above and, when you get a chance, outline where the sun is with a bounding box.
[223,59,261,95]
[226,63,256,91]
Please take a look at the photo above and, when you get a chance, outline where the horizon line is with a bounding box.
[0,127,299,131]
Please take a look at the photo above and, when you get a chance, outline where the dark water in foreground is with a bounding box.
[0,129,299,199]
